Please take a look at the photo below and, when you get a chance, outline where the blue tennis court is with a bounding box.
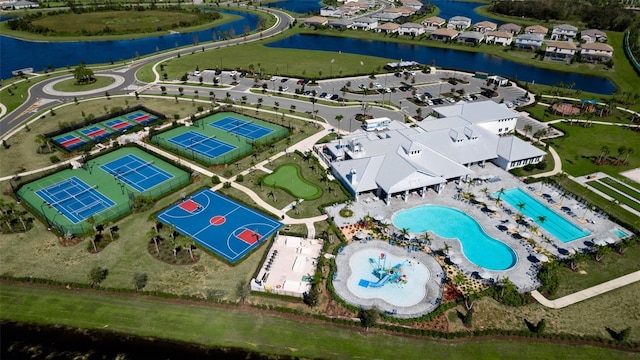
[157,189,282,263]
[79,126,112,141]
[53,134,86,151]
[99,154,174,193]
[210,116,274,140]
[126,111,157,125]
[35,176,115,224]
[167,131,236,158]
[104,118,134,132]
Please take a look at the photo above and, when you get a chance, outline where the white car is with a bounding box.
[270,76,277,81]
[282,86,289,92]
[230,70,237,76]
[373,82,382,89]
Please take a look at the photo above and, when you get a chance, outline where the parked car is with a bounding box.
[373,82,382,89]
[319,92,328,98]
[281,78,289,83]
[398,85,411,91]
[330,94,339,100]
[240,71,247,78]
[297,79,305,85]
[394,72,402,77]
[282,86,289,92]
[424,92,433,99]
[214,69,222,75]
[230,70,237,76]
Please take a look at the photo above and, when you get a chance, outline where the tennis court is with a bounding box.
[79,126,112,141]
[210,116,274,140]
[53,134,86,151]
[157,189,282,263]
[104,118,135,132]
[167,131,236,159]
[126,110,157,125]
[35,176,115,224]
[99,154,175,193]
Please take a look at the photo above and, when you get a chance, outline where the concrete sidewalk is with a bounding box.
[531,270,640,309]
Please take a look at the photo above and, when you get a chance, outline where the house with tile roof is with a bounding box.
[544,41,578,62]
[525,25,548,37]
[430,28,459,41]
[376,22,400,34]
[580,29,607,43]
[580,42,614,62]
[398,22,425,36]
[422,16,446,28]
[551,24,578,41]
[485,31,513,46]
[498,23,522,35]
[474,21,498,33]
[457,31,485,44]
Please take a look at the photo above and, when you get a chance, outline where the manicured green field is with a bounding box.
[548,123,640,177]
[586,180,640,212]
[262,164,322,200]
[600,177,640,197]
[52,75,115,92]
[32,10,202,35]
[1,283,637,360]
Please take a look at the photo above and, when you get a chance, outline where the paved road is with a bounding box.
[0,7,293,138]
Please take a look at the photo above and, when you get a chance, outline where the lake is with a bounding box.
[266,33,616,94]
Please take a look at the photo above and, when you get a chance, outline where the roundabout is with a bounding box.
[42,74,126,97]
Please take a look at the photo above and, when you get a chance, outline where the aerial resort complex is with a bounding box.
[1,0,639,358]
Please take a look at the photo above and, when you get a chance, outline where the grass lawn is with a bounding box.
[547,123,640,177]
[549,243,640,299]
[600,177,640,196]
[586,181,640,212]
[261,163,322,200]
[52,75,115,92]
[1,283,639,359]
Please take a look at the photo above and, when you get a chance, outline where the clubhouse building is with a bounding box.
[316,101,545,204]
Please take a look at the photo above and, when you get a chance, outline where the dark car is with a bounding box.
[424,92,433,98]
[398,85,411,91]
[330,94,339,100]
[394,72,402,77]
[281,78,289,83]
[319,92,328,98]
[214,69,222,75]
[433,98,444,105]
[239,71,247,78]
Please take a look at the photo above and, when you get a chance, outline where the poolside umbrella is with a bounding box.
[593,238,607,246]
[604,237,616,245]
[535,253,549,262]
[374,214,384,222]
[479,270,492,279]
[486,204,498,212]
[449,256,462,264]
[475,196,487,204]
[520,232,532,239]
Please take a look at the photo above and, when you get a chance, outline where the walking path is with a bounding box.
[531,270,640,309]
[529,145,562,179]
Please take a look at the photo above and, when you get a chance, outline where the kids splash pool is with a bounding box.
[392,205,517,270]
[333,240,445,318]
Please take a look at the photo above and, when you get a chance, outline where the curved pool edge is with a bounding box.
[333,240,446,319]
[392,205,519,271]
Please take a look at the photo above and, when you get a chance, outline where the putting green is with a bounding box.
[262,164,322,200]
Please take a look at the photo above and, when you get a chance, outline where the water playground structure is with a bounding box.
[358,253,409,288]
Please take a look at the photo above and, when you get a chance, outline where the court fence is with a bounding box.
[153,136,254,166]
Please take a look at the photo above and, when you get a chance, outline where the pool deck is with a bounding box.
[326,163,632,293]
[333,240,446,318]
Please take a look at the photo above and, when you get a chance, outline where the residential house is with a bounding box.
[1,0,38,9]
[447,16,471,30]
[376,22,400,34]
[544,41,577,62]
[385,6,416,17]
[397,22,425,36]
[514,33,544,50]
[303,16,328,28]
[525,25,548,37]
[430,28,459,41]
[400,0,424,11]
[338,5,359,17]
[320,6,342,17]
[352,17,378,31]
[551,24,578,41]
[422,16,446,28]
[371,12,404,23]
[485,31,513,46]
[498,23,522,35]
[581,29,607,43]
[328,18,354,30]
[580,42,614,62]
[457,31,485,44]
[474,21,497,33]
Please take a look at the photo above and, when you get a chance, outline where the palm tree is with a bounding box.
[598,145,610,164]
[516,202,526,212]
[335,114,344,133]
[623,147,634,165]
[267,190,277,202]
[537,215,547,228]
[617,146,627,165]
[421,232,432,249]
[515,213,526,229]
[523,124,533,139]
[399,227,410,242]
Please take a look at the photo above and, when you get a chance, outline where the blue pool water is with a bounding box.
[498,188,591,243]
[392,205,517,270]
[347,248,430,307]
[612,228,630,238]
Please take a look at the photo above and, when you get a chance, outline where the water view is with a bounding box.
[267,34,616,94]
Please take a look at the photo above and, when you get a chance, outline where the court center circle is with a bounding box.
[210,215,226,226]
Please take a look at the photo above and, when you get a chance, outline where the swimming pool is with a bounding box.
[612,228,630,238]
[498,188,590,243]
[346,248,430,307]
[392,205,517,270]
